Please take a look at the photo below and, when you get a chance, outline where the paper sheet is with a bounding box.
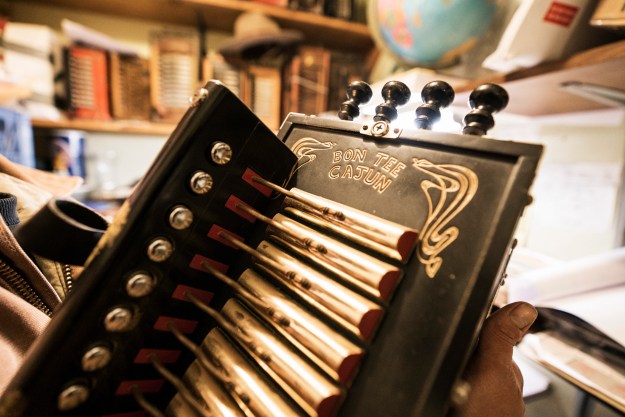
[62,19,138,55]
[542,285,625,348]
[507,246,625,304]
[521,333,625,410]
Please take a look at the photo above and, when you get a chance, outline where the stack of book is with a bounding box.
[1,22,61,119]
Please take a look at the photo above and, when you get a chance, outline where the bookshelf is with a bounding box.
[31,118,176,136]
[10,0,374,134]
[8,0,625,132]
[454,39,625,116]
[22,0,374,52]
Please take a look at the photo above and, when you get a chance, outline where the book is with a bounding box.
[1,22,63,120]
[505,247,625,359]
[327,51,368,114]
[505,247,625,410]
[289,0,324,14]
[0,107,35,168]
[324,0,352,20]
[286,46,331,118]
[244,65,282,131]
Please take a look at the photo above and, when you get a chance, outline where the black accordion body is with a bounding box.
[1,81,542,417]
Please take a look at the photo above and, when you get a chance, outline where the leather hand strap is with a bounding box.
[14,199,108,266]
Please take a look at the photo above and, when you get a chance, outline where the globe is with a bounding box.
[368,0,497,68]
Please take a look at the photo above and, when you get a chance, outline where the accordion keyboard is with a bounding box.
[1,80,543,417]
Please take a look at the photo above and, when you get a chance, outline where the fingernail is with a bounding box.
[510,303,537,329]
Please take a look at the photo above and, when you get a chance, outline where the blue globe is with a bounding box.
[368,0,497,67]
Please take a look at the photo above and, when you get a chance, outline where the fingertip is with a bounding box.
[508,302,538,331]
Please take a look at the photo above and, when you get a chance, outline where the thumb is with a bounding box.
[477,302,537,360]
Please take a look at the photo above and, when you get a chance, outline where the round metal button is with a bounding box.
[169,205,194,230]
[104,307,134,332]
[189,87,208,107]
[82,345,112,371]
[58,383,89,411]
[126,271,156,298]
[189,171,213,195]
[210,141,232,165]
[147,238,174,262]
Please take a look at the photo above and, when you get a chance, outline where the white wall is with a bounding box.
[492,108,625,260]
[82,132,167,190]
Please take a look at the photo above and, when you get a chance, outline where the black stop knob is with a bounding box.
[414,80,455,130]
[373,81,411,123]
[338,81,373,121]
[463,83,509,136]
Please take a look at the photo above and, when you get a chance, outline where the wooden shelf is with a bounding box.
[26,0,373,52]
[454,40,625,116]
[32,118,175,136]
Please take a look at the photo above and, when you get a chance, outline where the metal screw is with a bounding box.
[104,307,134,332]
[126,272,156,297]
[169,205,194,230]
[58,384,89,411]
[210,141,232,165]
[82,345,112,371]
[371,121,389,136]
[189,171,213,195]
[450,379,471,408]
[189,87,208,107]
[147,238,174,262]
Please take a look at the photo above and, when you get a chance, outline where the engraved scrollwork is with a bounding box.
[290,137,337,171]
[412,158,478,278]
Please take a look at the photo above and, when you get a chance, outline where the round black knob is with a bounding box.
[463,83,509,136]
[373,81,411,122]
[338,81,373,121]
[414,80,455,130]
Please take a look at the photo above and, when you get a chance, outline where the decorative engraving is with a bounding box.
[290,137,336,170]
[412,158,478,278]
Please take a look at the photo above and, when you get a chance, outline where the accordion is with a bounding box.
[1,80,542,417]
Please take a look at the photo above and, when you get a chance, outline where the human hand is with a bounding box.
[451,302,538,417]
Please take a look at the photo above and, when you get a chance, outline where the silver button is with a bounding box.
[126,272,157,297]
[82,345,112,371]
[104,307,134,332]
[147,238,174,262]
[210,141,232,165]
[58,383,89,411]
[189,87,209,107]
[169,205,194,230]
[189,171,213,194]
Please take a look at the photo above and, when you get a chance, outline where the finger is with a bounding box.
[477,302,537,361]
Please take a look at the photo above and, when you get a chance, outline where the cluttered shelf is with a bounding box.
[25,0,373,52]
[26,37,625,136]
[27,39,625,136]
[31,118,176,136]
[453,39,625,116]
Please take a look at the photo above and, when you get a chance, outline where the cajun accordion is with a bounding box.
[1,80,542,417]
